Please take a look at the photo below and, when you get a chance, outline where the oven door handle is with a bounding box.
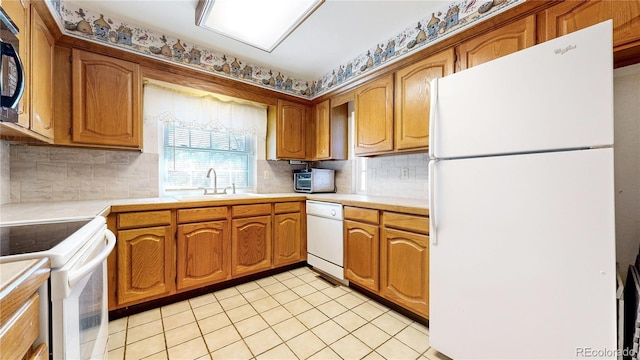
[68,230,116,288]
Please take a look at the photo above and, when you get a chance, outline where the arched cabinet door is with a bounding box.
[455,15,536,71]
[177,220,230,290]
[276,99,307,159]
[542,0,640,50]
[394,49,454,152]
[117,226,174,305]
[344,219,379,292]
[72,49,142,148]
[232,215,272,276]
[31,6,55,139]
[354,74,394,155]
[380,228,429,318]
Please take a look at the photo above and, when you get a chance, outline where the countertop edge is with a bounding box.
[1,193,428,223]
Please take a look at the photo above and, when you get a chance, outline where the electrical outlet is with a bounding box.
[401,167,409,179]
[264,170,270,179]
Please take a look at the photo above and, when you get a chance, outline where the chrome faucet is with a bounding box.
[205,167,218,194]
[222,183,236,194]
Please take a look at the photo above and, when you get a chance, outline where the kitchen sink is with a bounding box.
[172,193,265,202]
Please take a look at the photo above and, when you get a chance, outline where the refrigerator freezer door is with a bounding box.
[431,20,613,160]
[429,148,616,359]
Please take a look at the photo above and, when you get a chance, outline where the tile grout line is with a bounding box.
[110,267,432,360]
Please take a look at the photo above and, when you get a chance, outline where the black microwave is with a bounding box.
[1,7,25,123]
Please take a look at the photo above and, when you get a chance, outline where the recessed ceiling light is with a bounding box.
[196,0,324,53]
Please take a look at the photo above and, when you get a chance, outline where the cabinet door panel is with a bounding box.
[177,221,229,290]
[30,7,54,138]
[395,49,454,151]
[456,16,536,70]
[344,220,379,292]
[232,216,272,276]
[273,212,302,266]
[354,74,394,155]
[72,49,141,148]
[117,226,173,305]
[380,228,429,318]
[314,100,331,160]
[542,0,640,50]
[276,99,306,159]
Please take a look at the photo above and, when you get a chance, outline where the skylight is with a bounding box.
[196,0,324,53]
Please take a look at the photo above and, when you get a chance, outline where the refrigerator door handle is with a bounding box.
[429,77,438,160]
[429,159,437,246]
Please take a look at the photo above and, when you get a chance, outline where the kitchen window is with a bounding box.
[163,125,254,189]
[143,81,267,195]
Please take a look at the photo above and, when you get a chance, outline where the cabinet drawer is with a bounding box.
[383,212,429,234]
[27,343,48,360]
[274,202,301,214]
[0,294,39,360]
[177,207,227,223]
[118,210,172,229]
[344,206,379,224]
[232,203,271,218]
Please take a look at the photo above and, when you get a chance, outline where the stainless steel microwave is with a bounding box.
[1,7,25,123]
[293,168,336,193]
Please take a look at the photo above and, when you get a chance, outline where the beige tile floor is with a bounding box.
[107,266,451,360]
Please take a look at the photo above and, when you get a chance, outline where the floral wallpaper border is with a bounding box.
[48,0,522,99]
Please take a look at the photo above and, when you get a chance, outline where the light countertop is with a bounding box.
[0,193,428,224]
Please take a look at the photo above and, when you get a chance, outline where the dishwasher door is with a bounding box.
[306,201,345,281]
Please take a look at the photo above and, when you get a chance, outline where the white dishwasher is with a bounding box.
[306,200,346,282]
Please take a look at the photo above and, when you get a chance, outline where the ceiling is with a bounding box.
[65,0,447,81]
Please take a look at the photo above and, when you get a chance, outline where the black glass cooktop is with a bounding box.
[0,220,92,256]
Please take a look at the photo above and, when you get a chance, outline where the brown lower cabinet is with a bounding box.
[380,227,429,318]
[117,225,175,305]
[232,215,272,276]
[108,201,306,311]
[177,220,230,291]
[344,218,380,293]
[273,202,305,266]
[176,206,230,291]
[345,206,430,319]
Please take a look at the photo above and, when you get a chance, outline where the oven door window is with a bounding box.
[51,229,114,360]
[78,264,105,359]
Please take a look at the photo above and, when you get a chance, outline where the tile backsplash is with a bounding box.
[257,159,355,194]
[365,153,429,199]
[8,144,159,202]
[2,143,428,203]
[1,141,10,204]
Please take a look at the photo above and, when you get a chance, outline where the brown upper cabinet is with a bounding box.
[540,0,640,64]
[71,49,142,148]
[29,4,55,139]
[394,49,454,152]
[311,99,347,160]
[354,74,394,155]
[456,15,536,71]
[354,49,453,156]
[274,99,307,159]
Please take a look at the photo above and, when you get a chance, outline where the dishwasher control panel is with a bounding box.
[306,200,343,220]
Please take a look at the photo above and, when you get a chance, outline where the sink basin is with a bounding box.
[172,193,264,202]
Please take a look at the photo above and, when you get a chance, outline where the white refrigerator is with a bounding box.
[428,20,617,359]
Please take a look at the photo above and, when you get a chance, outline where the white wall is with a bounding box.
[614,63,640,278]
